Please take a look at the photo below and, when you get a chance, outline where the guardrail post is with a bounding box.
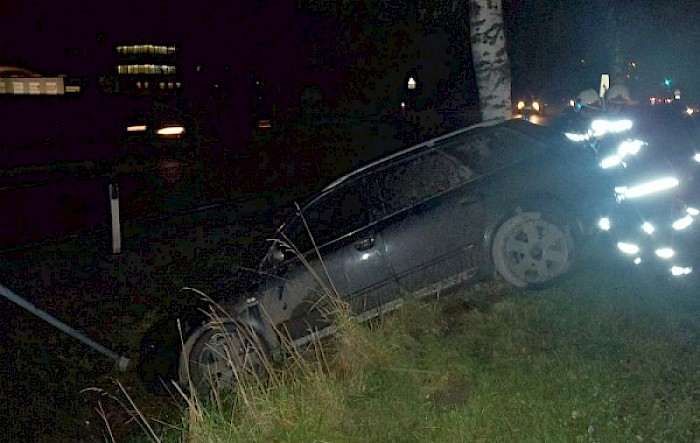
[109,182,121,254]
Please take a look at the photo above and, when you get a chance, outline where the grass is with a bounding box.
[120,256,700,443]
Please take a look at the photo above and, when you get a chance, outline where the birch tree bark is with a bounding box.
[469,0,512,121]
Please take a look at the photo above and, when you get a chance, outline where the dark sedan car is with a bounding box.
[139,119,615,394]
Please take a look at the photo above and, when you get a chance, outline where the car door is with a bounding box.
[262,177,399,341]
[366,147,486,298]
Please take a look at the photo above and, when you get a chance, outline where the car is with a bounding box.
[138,118,616,394]
[514,95,544,115]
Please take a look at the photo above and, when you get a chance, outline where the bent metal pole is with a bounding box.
[0,282,131,371]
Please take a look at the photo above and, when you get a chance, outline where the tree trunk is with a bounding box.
[469,0,512,122]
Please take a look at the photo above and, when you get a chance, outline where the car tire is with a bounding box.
[178,320,269,397]
[491,208,575,288]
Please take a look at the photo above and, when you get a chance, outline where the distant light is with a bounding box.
[597,217,611,231]
[655,248,675,259]
[687,207,700,216]
[617,242,640,255]
[407,77,417,90]
[634,257,642,265]
[258,119,272,129]
[156,125,185,136]
[127,125,148,132]
[642,222,655,234]
[686,107,694,116]
[671,266,692,276]
[694,153,700,163]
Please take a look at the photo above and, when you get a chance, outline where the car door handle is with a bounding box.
[354,237,375,251]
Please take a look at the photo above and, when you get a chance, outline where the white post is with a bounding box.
[109,183,122,254]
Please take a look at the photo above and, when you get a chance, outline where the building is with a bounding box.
[98,43,182,97]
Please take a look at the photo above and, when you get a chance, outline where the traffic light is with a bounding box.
[664,78,672,87]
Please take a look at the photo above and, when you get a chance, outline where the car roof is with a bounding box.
[322,118,540,192]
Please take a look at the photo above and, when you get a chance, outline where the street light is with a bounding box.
[407,77,417,90]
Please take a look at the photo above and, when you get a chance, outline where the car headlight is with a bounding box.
[694,153,700,163]
[517,101,525,110]
[614,177,680,200]
[532,101,541,112]
[687,207,700,216]
[156,125,185,136]
[597,217,611,231]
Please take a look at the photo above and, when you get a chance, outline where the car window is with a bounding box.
[369,150,474,216]
[281,180,369,254]
[444,128,540,174]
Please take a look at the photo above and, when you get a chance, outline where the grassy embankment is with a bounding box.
[121,256,700,443]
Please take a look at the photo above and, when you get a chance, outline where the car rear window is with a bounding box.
[443,127,544,174]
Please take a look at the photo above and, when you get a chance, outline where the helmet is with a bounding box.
[575,88,601,111]
[606,84,631,105]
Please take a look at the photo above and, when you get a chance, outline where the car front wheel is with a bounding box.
[178,320,269,396]
[491,209,574,288]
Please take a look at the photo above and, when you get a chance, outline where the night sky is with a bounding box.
[1,0,699,101]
